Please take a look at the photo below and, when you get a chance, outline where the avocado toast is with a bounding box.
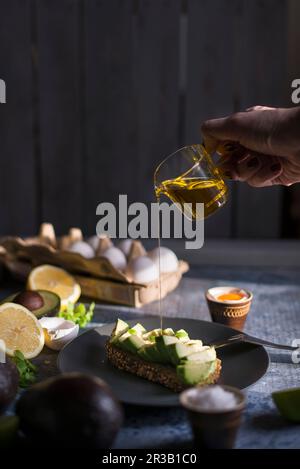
[106,319,221,392]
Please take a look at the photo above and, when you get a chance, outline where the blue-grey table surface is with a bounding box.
[2,264,300,449]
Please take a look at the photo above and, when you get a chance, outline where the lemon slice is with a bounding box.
[0,303,44,358]
[272,388,300,422]
[27,264,81,311]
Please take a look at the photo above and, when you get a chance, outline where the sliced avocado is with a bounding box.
[182,346,216,363]
[143,328,162,342]
[112,319,129,338]
[175,329,190,341]
[162,328,175,336]
[111,319,129,343]
[138,343,167,364]
[1,290,60,319]
[115,323,145,345]
[176,360,217,386]
[186,339,203,346]
[155,335,178,362]
[167,341,204,365]
[137,347,151,362]
[118,334,145,354]
[127,323,146,335]
[117,330,131,343]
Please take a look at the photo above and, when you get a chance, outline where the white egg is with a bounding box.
[68,240,95,259]
[148,247,178,273]
[118,239,133,257]
[127,256,159,283]
[86,235,99,252]
[102,246,127,272]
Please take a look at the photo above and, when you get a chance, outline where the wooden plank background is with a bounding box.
[234,0,287,238]
[0,0,294,239]
[185,0,238,238]
[0,0,37,236]
[36,0,83,234]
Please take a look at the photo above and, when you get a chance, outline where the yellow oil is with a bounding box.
[155,176,228,219]
[157,222,163,331]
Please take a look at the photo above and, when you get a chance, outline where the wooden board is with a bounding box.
[36,0,83,233]
[0,0,37,236]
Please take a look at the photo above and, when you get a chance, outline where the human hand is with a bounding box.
[201,106,300,187]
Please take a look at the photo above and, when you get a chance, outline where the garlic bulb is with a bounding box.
[126,256,159,283]
[148,247,178,273]
[68,241,95,259]
[39,317,79,351]
[101,246,127,272]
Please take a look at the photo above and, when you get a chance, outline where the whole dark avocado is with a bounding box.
[16,373,123,448]
[0,358,19,414]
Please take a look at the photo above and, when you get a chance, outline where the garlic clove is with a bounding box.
[39,317,79,351]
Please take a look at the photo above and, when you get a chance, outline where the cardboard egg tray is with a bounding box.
[0,224,189,307]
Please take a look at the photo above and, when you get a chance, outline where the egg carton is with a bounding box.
[0,223,189,307]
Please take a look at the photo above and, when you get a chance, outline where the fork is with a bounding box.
[210,332,298,351]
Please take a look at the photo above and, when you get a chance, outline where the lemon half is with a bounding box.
[0,303,44,358]
[27,264,81,311]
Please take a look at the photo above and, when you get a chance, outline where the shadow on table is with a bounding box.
[250,412,289,431]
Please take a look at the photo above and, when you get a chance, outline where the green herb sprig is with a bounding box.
[12,350,38,388]
[58,302,95,328]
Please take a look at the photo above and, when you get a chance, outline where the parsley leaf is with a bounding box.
[12,350,38,388]
[58,302,95,328]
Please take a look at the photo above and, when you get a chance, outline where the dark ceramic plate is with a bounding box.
[58,317,269,407]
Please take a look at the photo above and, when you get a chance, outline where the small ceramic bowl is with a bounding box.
[205,286,253,331]
[180,385,245,449]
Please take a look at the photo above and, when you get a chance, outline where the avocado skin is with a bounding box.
[16,373,123,449]
[0,359,19,414]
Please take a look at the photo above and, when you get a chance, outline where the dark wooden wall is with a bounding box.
[0,0,291,238]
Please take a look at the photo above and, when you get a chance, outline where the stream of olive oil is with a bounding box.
[156,194,163,331]
[155,175,227,330]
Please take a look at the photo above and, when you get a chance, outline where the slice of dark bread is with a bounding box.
[106,341,222,392]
